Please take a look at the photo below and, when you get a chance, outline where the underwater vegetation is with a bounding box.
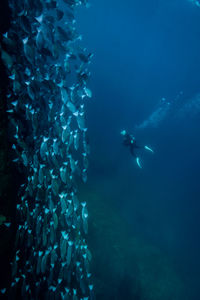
[0,0,93,299]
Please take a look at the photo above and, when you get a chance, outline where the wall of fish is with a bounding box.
[0,0,94,299]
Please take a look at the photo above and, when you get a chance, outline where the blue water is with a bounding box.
[76,0,200,299]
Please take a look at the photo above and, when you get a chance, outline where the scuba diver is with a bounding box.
[120,130,154,168]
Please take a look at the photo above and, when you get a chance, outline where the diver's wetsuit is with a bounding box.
[123,133,142,157]
[121,130,154,168]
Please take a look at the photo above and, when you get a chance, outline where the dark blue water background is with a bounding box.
[75,0,200,298]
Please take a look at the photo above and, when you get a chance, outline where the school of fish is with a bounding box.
[0,0,94,299]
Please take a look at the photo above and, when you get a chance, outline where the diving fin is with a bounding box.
[144,145,154,153]
[136,157,142,168]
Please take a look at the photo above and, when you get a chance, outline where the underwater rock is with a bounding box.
[82,187,187,300]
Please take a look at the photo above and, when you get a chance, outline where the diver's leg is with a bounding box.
[130,146,142,168]
[130,145,136,157]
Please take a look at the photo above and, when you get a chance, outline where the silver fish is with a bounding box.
[62,125,70,143]
[36,28,45,51]
[42,225,47,247]
[66,241,73,266]
[75,111,86,131]
[38,164,45,185]
[82,168,87,183]
[67,101,76,113]
[71,192,79,211]
[21,151,28,167]
[60,233,68,261]
[50,245,58,265]
[23,40,35,64]
[33,153,39,169]
[53,209,58,230]
[59,193,67,213]
[51,175,59,196]
[61,87,69,104]
[41,250,50,274]
[50,221,55,244]
[74,130,79,150]
[82,153,89,169]
[73,289,78,300]
[83,218,88,234]
[60,166,67,184]
[68,154,77,173]
[82,202,88,233]
[52,138,59,155]
[36,251,43,275]
[40,137,49,160]
[84,86,92,98]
